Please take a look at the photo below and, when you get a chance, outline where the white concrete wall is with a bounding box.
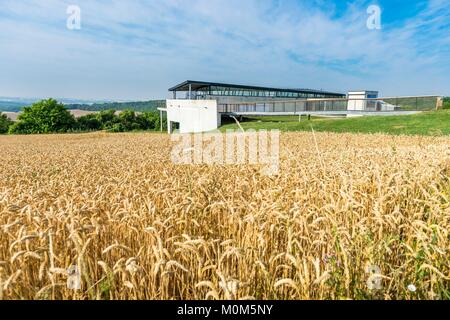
[347,91,379,111]
[166,99,219,134]
[347,92,367,111]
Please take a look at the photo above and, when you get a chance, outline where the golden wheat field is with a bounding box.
[0,131,449,300]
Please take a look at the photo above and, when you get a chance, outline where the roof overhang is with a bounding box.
[168,80,345,97]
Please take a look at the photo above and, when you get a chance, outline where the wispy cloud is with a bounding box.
[0,0,449,100]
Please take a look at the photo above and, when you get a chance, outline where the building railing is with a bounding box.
[218,96,442,114]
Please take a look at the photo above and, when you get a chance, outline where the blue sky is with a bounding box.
[0,0,449,100]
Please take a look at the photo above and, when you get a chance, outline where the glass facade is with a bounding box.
[195,86,342,99]
[170,81,346,100]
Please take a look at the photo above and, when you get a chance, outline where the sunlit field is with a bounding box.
[0,132,448,300]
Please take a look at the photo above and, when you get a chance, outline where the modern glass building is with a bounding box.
[162,80,441,133]
[169,80,345,101]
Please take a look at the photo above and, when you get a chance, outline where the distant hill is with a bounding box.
[0,98,166,113]
[0,101,32,112]
[66,100,166,112]
[3,109,98,122]
[0,97,110,112]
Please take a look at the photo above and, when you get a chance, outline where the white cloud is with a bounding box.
[0,0,448,99]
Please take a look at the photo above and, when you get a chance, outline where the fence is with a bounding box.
[218,96,442,114]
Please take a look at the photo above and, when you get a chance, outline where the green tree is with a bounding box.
[76,114,102,131]
[9,99,76,134]
[0,113,13,134]
[118,110,139,131]
[137,111,161,131]
[443,97,450,110]
[108,123,126,133]
[96,110,118,130]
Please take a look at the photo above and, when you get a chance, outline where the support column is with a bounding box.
[436,97,443,110]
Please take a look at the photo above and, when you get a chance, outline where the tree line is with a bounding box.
[0,99,165,134]
[66,100,165,112]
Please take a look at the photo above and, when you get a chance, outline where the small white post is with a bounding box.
[160,109,163,132]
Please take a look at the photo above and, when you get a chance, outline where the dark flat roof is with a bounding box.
[169,80,345,96]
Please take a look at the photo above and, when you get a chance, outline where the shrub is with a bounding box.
[108,123,125,133]
[9,99,76,134]
[137,112,160,131]
[6,105,165,135]
[0,113,13,134]
[443,97,450,110]
[76,114,103,131]
[97,110,118,125]
[118,110,137,131]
